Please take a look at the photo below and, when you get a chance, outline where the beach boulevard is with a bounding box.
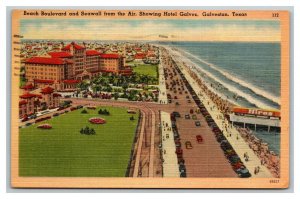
[167,47,273,178]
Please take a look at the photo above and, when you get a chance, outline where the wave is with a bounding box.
[177,48,281,105]
[165,46,276,109]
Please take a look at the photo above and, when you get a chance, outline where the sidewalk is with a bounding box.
[158,49,168,104]
[161,111,180,177]
[170,52,273,178]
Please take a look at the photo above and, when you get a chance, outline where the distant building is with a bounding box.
[19,87,61,119]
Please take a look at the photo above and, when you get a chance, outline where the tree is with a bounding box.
[114,92,119,100]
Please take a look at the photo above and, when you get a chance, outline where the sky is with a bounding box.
[20,19,281,42]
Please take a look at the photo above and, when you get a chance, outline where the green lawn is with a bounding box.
[19,107,139,177]
[133,64,158,79]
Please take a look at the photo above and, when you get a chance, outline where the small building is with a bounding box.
[229,107,281,132]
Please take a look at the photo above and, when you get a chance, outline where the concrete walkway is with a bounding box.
[170,51,273,178]
[161,111,180,177]
[158,49,168,104]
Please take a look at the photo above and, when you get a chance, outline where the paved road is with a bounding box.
[161,48,237,177]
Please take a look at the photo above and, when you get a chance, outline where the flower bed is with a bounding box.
[89,117,106,124]
[37,124,52,129]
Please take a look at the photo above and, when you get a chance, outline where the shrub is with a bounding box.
[81,109,88,114]
[80,126,96,135]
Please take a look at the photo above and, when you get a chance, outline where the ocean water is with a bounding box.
[164,41,281,110]
[162,41,281,155]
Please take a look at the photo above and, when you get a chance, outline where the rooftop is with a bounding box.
[41,86,54,94]
[62,42,85,51]
[26,57,67,65]
[48,51,73,58]
[86,50,102,56]
[100,53,121,59]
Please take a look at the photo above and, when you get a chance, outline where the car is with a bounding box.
[187,99,191,103]
[185,141,193,149]
[28,114,37,119]
[175,148,183,158]
[179,164,186,173]
[190,109,194,114]
[53,113,60,117]
[21,116,29,122]
[196,135,203,143]
[175,139,181,147]
[57,107,65,111]
[175,102,180,106]
[172,112,181,118]
[236,168,251,178]
[186,95,190,99]
[168,99,172,103]
[192,115,197,120]
[64,110,69,113]
[185,114,190,119]
[70,107,77,111]
[76,105,83,109]
[195,121,201,127]
[25,122,32,126]
[174,96,178,99]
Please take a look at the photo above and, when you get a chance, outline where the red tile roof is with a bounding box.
[19,100,27,106]
[86,50,102,56]
[48,51,73,58]
[41,86,54,94]
[100,54,120,59]
[26,57,67,65]
[21,83,34,90]
[20,93,37,99]
[63,79,81,84]
[134,53,146,59]
[34,79,54,84]
[62,42,85,51]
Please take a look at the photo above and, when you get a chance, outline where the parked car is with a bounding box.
[21,116,29,122]
[70,107,77,111]
[25,122,32,126]
[187,99,191,103]
[185,114,190,119]
[195,121,201,127]
[196,135,203,143]
[172,112,181,118]
[53,113,60,117]
[175,139,181,147]
[179,164,186,173]
[176,148,183,158]
[76,105,83,109]
[185,141,193,149]
[192,115,197,120]
[236,167,251,178]
[28,114,37,119]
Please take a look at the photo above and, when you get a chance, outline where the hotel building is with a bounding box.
[24,42,132,91]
